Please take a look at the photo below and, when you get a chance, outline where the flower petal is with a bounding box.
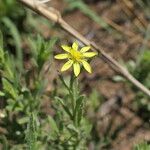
[61,60,73,72]
[80,46,91,53]
[61,45,71,52]
[81,60,92,73]
[83,52,97,58]
[72,42,78,51]
[73,62,80,76]
[54,54,68,59]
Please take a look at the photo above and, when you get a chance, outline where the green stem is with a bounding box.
[70,73,76,117]
[70,75,79,126]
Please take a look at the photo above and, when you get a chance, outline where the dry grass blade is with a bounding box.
[19,0,150,97]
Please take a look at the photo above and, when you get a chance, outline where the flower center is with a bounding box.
[69,49,83,61]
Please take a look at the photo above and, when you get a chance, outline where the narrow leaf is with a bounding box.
[47,115,59,134]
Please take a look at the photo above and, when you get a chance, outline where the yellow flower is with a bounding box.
[55,41,97,76]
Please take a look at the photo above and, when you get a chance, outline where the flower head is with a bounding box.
[55,41,97,76]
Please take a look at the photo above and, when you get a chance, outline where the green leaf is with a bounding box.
[0,30,3,49]
[55,96,73,120]
[17,116,29,124]
[3,56,15,81]
[0,48,4,65]
[0,91,5,97]
[2,17,23,69]
[47,116,59,135]
[59,74,70,92]
[46,36,58,53]
[25,113,38,150]
[0,135,8,150]
[2,78,18,99]
[67,124,79,134]
[81,119,92,136]
[134,142,150,150]
[74,95,85,125]
[2,17,21,52]
[0,31,4,64]
[29,35,58,70]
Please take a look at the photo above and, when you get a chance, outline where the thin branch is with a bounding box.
[19,0,150,97]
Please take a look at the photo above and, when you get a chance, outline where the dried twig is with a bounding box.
[19,0,150,97]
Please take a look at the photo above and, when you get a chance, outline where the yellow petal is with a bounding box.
[81,60,92,73]
[72,42,78,51]
[83,52,97,58]
[61,45,71,52]
[80,46,91,53]
[61,60,73,72]
[54,54,68,59]
[73,62,80,76]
